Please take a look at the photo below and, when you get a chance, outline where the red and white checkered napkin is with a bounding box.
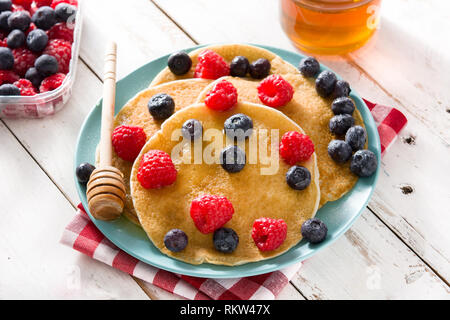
[60,100,406,300]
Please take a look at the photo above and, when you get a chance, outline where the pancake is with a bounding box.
[149,43,300,87]
[196,75,365,206]
[130,102,320,265]
[106,79,211,224]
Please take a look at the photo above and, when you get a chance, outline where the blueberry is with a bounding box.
[147,93,175,120]
[27,29,48,52]
[298,56,320,78]
[345,126,366,151]
[32,6,56,30]
[76,162,95,184]
[315,70,337,98]
[0,0,11,13]
[6,29,25,48]
[164,229,188,252]
[301,218,328,244]
[25,67,43,88]
[230,56,249,77]
[327,140,352,163]
[350,150,377,177]
[0,83,19,95]
[331,96,355,115]
[181,119,203,141]
[249,58,271,79]
[329,114,355,136]
[0,46,14,70]
[7,11,31,32]
[213,228,239,253]
[55,3,76,23]
[220,145,246,173]
[286,166,311,190]
[224,113,253,140]
[0,10,11,30]
[332,80,351,98]
[167,51,192,75]
[35,54,58,77]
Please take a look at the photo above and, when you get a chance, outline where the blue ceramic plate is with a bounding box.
[74,44,380,278]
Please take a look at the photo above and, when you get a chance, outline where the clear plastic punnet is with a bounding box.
[0,0,83,118]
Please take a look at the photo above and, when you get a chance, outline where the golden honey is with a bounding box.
[280,0,382,54]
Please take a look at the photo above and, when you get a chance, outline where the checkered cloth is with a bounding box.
[60,99,406,300]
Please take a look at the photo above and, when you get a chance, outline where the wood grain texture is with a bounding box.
[0,121,148,299]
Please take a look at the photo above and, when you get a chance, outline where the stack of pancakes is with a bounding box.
[100,44,366,265]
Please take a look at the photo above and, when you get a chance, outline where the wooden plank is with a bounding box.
[0,121,148,299]
[152,0,450,287]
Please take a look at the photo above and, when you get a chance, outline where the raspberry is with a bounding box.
[190,195,234,234]
[194,49,229,80]
[204,79,237,111]
[39,72,65,92]
[47,22,73,43]
[12,48,37,76]
[43,39,71,73]
[35,0,53,7]
[13,0,33,9]
[0,39,7,47]
[252,218,287,251]
[13,78,37,95]
[257,74,294,108]
[137,150,177,189]
[51,0,78,9]
[0,70,20,85]
[279,131,314,165]
[111,125,147,162]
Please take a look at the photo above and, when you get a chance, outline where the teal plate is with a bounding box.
[75,44,380,278]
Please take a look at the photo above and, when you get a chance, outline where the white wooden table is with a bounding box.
[1,0,449,300]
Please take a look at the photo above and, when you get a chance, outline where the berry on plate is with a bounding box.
[39,72,64,92]
[13,78,36,95]
[350,149,377,177]
[194,49,229,80]
[224,113,253,141]
[204,79,237,111]
[252,217,287,251]
[111,125,147,162]
[329,114,355,136]
[190,194,234,234]
[286,165,311,190]
[31,5,56,30]
[167,51,191,75]
[332,80,351,98]
[75,162,95,184]
[34,53,57,76]
[24,66,42,87]
[26,28,49,52]
[301,218,327,244]
[249,58,270,79]
[0,46,14,69]
[164,229,188,252]
[315,70,337,98]
[137,150,177,189]
[298,56,320,78]
[345,125,366,151]
[7,10,31,31]
[257,74,293,108]
[327,139,352,163]
[181,118,203,141]
[147,93,175,120]
[6,29,25,48]
[54,3,76,22]
[331,96,355,115]
[279,131,314,165]
[220,145,246,173]
[230,55,249,77]
[213,227,239,253]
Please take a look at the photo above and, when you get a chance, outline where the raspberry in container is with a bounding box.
[0,0,82,118]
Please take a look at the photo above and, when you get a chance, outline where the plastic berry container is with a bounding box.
[0,0,83,119]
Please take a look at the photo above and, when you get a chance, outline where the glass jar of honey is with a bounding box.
[280,0,382,54]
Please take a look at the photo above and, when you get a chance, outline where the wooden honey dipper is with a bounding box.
[86,42,126,220]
